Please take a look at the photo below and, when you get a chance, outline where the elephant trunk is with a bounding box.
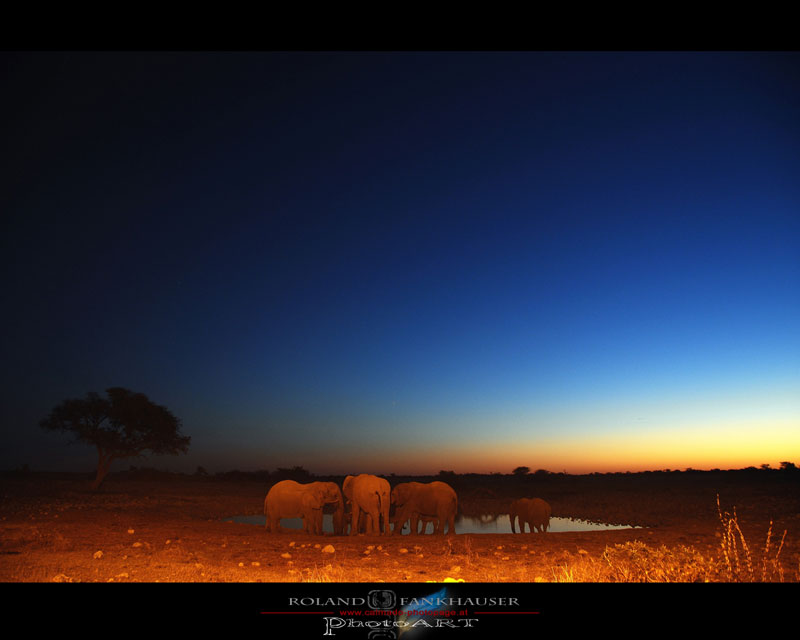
[332,499,345,535]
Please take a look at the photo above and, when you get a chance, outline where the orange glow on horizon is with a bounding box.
[290,417,800,476]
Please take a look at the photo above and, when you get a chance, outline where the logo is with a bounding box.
[268,586,534,638]
[367,590,397,610]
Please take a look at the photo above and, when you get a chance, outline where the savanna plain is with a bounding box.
[1,468,799,584]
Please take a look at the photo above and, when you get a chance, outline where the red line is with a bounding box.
[473,612,540,614]
[260,611,335,615]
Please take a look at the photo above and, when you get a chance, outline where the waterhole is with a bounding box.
[223,514,637,533]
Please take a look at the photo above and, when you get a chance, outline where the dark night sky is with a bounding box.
[2,51,798,475]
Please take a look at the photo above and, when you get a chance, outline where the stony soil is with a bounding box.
[1,471,799,584]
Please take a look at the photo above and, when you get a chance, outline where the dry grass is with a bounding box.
[548,497,793,583]
[550,542,722,582]
[3,477,798,584]
[716,495,787,582]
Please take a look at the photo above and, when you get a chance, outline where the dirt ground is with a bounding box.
[1,470,799,584]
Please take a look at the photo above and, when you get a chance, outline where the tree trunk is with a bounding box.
[91,448,115,491]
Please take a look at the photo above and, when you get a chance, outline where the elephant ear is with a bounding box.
[320,483,339,504]
[391,484,407,505]
[343,476,354,500]
[303,488,324,510]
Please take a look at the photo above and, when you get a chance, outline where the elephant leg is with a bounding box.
[441,516,451,535]
[401,507,411,534]
[311,510,322,535]
[380,500,389,536]
[391,515,403,534]
[368,509,381,534]
[349,507,360,536]
[392,507,408,535]
[332,508,343,536]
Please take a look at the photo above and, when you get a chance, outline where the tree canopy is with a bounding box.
[39,387,190,489]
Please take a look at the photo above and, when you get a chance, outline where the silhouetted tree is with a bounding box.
[39,387,189,490]
[779,461,798,471]
[512,466,530,476]
[275,465,311,481]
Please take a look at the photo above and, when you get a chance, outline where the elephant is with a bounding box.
[391,481,458,535]
[264,480,344,535]
[393,513,439,535]
[344,504,393,534]
[342,474,391,535]
[509,497,551,533]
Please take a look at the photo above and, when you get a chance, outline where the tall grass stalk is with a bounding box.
[716,494,786,582]
[552,498,791,582]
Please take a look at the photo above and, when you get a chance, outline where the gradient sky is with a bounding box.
[2,51,798,475]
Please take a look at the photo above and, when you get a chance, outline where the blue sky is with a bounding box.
[2,51,798,474]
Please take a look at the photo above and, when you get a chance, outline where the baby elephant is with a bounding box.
[509,497,551,533]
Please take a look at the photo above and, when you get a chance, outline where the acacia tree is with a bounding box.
[39,387,190,489]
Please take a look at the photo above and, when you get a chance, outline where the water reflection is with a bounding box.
[223,513,637,533]
[456,514,636,533]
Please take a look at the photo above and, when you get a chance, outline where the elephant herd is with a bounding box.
[263,474,552,536]
[263,474,457,535]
